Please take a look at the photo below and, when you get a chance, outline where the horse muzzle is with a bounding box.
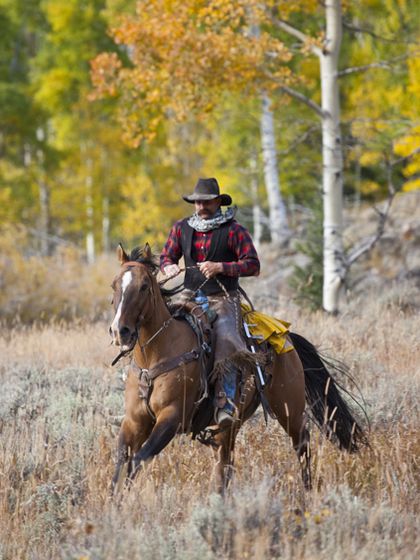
[110,324,138,351]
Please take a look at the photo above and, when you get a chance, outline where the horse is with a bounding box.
[109,243,366,494]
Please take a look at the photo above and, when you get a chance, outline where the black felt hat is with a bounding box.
[182,178,232,206]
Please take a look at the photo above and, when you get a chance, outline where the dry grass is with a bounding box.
[0,226,117,325]
[0,278,419,559]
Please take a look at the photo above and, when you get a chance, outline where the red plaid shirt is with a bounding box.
[160,219,260,277]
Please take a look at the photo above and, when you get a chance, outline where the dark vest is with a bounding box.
[181,218,239,295]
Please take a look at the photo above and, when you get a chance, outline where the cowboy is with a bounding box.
[160,177,260,428]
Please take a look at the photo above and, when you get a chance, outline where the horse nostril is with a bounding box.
[119,326,131,339]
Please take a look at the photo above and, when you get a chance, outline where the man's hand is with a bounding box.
[198,261,224,279]
[164,264,180,277]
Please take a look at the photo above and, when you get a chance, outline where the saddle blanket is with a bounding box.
[241,304,294,355]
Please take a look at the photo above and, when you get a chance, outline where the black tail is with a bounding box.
[289,332,368,452]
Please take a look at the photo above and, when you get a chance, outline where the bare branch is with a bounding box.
[339,53,418,77]
[238,206,271,226]
[339,61,391,76]
[278,125,319,155]
[390,146,420,168]
[280,86,325,118]
[345,159,396,267]
[25,227,79,248]
[345,204,393,267]
[343,20,420,45]
[272,18,323,57]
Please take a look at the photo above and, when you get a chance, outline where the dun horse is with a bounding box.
[109,244,366,493]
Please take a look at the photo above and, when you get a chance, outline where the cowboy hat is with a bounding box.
[182,178,232,206]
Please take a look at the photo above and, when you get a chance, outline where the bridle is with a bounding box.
[111,261,157,365]
[111,263,231,366]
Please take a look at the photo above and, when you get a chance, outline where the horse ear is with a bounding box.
[117,243,129,264]
[143,242,152,259]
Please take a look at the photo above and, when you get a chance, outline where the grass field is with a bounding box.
[0,279,419,559]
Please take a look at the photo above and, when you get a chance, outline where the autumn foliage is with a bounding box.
[91,0,297,145]
[1,0,418,262]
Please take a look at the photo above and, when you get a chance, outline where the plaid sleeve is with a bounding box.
[160,221,183,272]
[223,221,260,277]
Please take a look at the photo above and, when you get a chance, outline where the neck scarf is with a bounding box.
[187,206,237,232]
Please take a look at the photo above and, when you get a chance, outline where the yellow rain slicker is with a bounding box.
[241,304,294,355]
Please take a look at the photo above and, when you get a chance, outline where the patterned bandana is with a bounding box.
[187,206,237,232]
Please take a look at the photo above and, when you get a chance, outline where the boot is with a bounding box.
[215,367,238,429]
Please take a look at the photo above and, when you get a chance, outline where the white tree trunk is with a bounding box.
[102,196,110,253]
[321,0,344,313]
[35,128,51,256]
[260,92,290,244]
[38,177,50,256]
[273,1,345,311]
[85,159,95,264]
[251,176,263,249]
[248,153,263,248]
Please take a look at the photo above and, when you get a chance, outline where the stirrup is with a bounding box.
[196,426,223,447]
[216,409,233,426]
[215,408,240,430]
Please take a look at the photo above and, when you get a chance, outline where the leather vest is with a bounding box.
[181,218,239,295]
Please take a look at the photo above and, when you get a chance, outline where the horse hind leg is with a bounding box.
[267,349,312,490]
[211,428,238,496]
[295,415,312,490]
[272,406,312,490]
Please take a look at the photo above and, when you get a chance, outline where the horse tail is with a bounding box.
[289,331,368,452]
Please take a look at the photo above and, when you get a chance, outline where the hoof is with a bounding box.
[302,472,312,491]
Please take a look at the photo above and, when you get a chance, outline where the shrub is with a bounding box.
[0,225,116,324]
[289,200,323,310]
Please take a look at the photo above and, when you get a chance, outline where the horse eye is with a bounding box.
[140,283,149,292]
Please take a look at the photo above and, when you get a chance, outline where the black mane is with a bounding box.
[129,246,160,273]
[128,245,184,297]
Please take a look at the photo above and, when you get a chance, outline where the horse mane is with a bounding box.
[129,246,160,274]
[128,245,184,298]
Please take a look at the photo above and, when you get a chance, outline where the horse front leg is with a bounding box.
[111,428,129,494]
[111,415,154,494]
[130,406,182,478]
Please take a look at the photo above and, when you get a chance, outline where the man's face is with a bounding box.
[194,198,222,219]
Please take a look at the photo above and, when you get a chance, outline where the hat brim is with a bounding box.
[182,193,232,205]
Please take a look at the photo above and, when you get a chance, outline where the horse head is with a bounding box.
[109,243,159,350]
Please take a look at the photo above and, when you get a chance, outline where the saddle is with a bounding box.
[134,298,278,436]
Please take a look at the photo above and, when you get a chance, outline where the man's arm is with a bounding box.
[160,221,183,276]
[223,222,260,277]
[199,222,260,279]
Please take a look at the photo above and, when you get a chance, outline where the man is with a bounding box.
[160,177,260,428]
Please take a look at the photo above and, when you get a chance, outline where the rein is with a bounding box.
[111,265,229,367]
[159,266,230,299]
[138,268,229,355]
[139,273,225,353]
[111,349,131,367]
[140,317,173,351]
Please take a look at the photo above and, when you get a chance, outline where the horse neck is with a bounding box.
[134,282,173,366]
